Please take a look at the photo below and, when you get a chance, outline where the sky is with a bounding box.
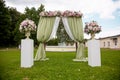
[5,0,120,39]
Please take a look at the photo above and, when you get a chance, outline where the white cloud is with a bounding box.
[44,0,120,19]
[5,0,45,13]
[5,0,45,5]
[95,26,120,38]
[5,0,120,19]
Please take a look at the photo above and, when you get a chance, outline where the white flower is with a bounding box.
[88,26,93,30]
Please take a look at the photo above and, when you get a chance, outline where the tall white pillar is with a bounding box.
[88,40,101,67]
[21,39,34,68]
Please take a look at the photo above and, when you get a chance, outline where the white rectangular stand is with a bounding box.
[21,39,34,68]
[88,40,101,67]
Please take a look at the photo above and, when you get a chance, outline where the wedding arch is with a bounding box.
[34,10,85,61]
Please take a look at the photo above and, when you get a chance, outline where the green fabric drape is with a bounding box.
[34,17,56,61]
[67,17,85,60]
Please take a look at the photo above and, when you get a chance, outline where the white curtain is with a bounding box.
[62,17,85,61]
[62,17,75,41]
[48,17,60,41]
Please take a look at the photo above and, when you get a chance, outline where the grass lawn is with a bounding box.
[0,48,120,80]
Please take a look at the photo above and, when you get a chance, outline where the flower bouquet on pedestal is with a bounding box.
[19,19,36,39]
[84,21,101,39]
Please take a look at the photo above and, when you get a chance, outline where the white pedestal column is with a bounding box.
[88,39,101,67]
[21,39,34,68]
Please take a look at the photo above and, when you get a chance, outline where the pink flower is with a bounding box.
[84,21,101,34]
[88,26,93,30]
[19,19,36,33]
[39,10,83,17]
[39,12,45,16]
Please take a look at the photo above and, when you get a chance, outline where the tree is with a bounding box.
[24,4,45,45]
[14,14,26,46]
[56,19,74,45]
[24,4,45,26]
[37,4,45,13]
[0,1,45,47]
[47,38,58,46]
[0,0,11,47]
[14,4,45,46]
[8,7,21,46]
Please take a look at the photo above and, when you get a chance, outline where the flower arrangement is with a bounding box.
[39,10,83,17]
[84,21,101,39]
[84,21,101,34]
[19,19,36,39]
[39,11,61,17]
[61,10,83,17]
[19,19,36,33]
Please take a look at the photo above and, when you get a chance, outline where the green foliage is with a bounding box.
[0,1,45,47]
[24,4,45,26]
[47,38,58,46]
[13,14,26,46]
[0,0,11,47]
[13,4,45,46]
[0,0,22,47]
[8,7,21,46]
[22,4,45,45]
[24,7,38,45]
[57,19,73,43]
[0,48,120,80]
[37,4,45,13]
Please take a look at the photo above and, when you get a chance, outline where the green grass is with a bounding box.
[0,48,120,80]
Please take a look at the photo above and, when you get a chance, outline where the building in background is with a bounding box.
[99,34,120,49]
